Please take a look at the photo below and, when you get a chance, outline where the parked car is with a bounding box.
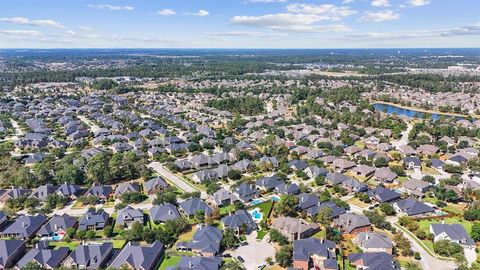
[237,256,245,263]
[257,263,266,269]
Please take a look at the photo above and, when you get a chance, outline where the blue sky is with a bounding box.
[0,0,478,48]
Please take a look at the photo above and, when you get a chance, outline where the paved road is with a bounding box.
[392,121,413,149]
[148,162,207,199]
[228,231,275,270]
[389,218,457,270]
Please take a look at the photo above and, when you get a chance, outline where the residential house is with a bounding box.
[367,187,401,203]
[373,167,397,183]
[149,204,181,224]
[16,246,69,270]
[0,240,26,269]
[351,165,376,178]
[85,184,113,202]
[63,242,113,269]
[334,213,371,236]
[193,169,218,183]
[404,157,421,170]
[0,187,31,203]
[211,188,238,207]
[37,214,77,238]
[275,183,301,195]
[177,225,222,256]
[393,198,435,217]
[446,155,468,166]
[116,206,144,228]
[430,158,445,171]
[144,177,169,195]
[354,232,393,254]
[78,209,109,231]
[403,179,431,198]
[221,209,256,234]
[288,160,309,171]
[234,182,259,203]
[430,224,476,250]
[332,159,356,173]
[56,183,83,200]
[304,166,328,179]
[179,198,213,217]
[255,176,283,192]
[1,214,47,239]
[292,238,337,270]
[348,252,400,270]
[114,182,140,198]
[271,217,320,242]
[109,241,164,270]
[166,256,221,270]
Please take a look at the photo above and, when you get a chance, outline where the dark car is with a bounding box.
[237,256,245,263]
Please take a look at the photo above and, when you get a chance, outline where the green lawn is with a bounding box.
[417,217,474,235]
[158,255,181,270]
[49,241,80,250]
[256,229,268,240]
[249,200,274,223]
[112,239,126,249]
[219,204,236,216]
[312,230,326,239]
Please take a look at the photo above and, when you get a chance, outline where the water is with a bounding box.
[250,198,265,205]
[271,196,281,202]
[249,208,263,222]
[373,103,466,120]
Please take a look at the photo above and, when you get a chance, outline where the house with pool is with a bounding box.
[221,209,257,235]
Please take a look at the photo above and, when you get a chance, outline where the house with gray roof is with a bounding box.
[177,225,223,256]
[179,197,213,217]
[351,165,376,178]
[271,217,319,242]
[109,241,164,270]
[404,156,421,170]
[0,211,7,229]
[28,184,58,201]
[16,246,70,270]
[56,183,83,199]
[2,214,47,239]
[430,223,476,248]
[221,209,256,234]
[341,178,368,193]
[393,198,435,217]
[430,158,445,171]
[259,156,279,168]
[275,183,300,195]
[403,178,431,198]
[234,182,259,202]
[150,204,181,224]
[37,214,77,237]
[78,209,109,231]
[332,158,356,173]
[0,187,31,203]
[348,252,400,270]
[304,166,328,179]
[193,169,218,183]
[354,232,393,254]
[116,206,144,228]
[63,242,113,269]
[255,175,283,191]
[288,159,309,171]
[292,238,337,270]
[211,188,238,207]
[334,213,371,236]
[144,177,169,195]
[367,187,401,203]
[114,182,140,197]
[0,240,26,269]
[374,167,397,183]
[166,256,221,270]
[85,184,113,202]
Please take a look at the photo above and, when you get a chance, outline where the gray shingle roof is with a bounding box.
[149,204,181,223]
[68,242,113,269]
[16,247,69,269]
[2,214,47,239]
[37,214,77,236]
[179,198,212,216]
[109,241,163,270]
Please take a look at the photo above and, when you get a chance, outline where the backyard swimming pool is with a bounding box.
[249,208,263,222]
[250,198,265,205]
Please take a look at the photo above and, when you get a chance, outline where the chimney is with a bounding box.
[22,222,26,227]
[189,261,193,268]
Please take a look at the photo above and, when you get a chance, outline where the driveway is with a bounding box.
[229,231,276,270]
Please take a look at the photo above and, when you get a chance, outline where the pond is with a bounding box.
[372,103,466,121]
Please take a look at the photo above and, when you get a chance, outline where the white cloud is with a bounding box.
[371,0,390,7]
[248,0,287,2]
[232,13,351,32]
[0,17,64,28]
[78,26,93,31]
[346,24,480,40]
[408,0,430,6]
[205,31,287,37]
[360,10,400,22]
[343,0,355,3]
[88,4,134,11]
[0,29,42,37]
[194,10,210,16]
[286,3,357,18]
[157,9,176,16]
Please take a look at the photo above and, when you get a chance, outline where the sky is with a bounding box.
[0,0,479,48]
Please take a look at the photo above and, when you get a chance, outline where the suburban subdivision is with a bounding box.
[0,48,478,270]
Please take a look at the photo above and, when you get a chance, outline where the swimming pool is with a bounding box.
[250,198,265,205]
[249,208,263,223]
[271,195,281,202]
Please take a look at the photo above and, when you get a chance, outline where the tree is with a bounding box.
[221,228,240,249]
[55,164,84,185]
[275,245,292,267]
[269,229,288,245]
[471,223,480,241]
[20,262,43,270]
[394,233,412,256]
[374,157,388,167]
[220,260,245,270]
[154,188,177,205]
[85,153,111,184]
[404,261,422,270]
[433,240,465,263]
[316,207,333,226]
[103,225,113,238]
[194,210,205,223]
[85,230,96,239]
[379,203,396,215]
[274,194,298,217]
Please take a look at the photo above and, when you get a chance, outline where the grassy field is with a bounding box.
[176,226,196,243]
[417,217,474,235]
[158,255,181,270]
[312,229,326,239]
[50,241,80,250]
